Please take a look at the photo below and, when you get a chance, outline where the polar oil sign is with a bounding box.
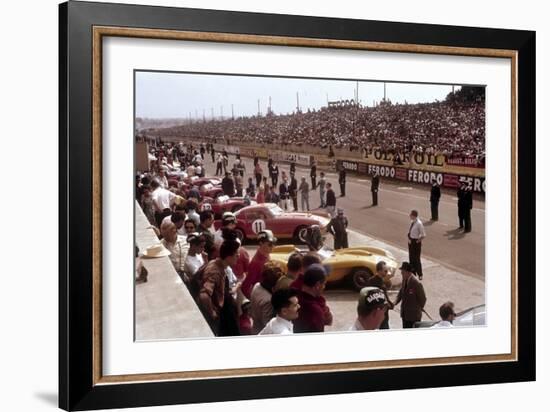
[367,164,395,178]
[407,169,444,185]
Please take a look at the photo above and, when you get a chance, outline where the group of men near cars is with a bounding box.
[137,141,468,336]
[147,202,433,335]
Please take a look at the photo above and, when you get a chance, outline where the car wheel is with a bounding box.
[349,268,374,291]
[294,226,307,244]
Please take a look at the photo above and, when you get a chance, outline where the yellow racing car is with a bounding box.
[269,244,398,290]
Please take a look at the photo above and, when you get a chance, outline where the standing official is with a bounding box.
[310,160,317,190]
[289,174,298,212]
[430,180,441,221]
[279,177,291,211]
[394,262,427,328]
[325,182,336,217]
[327,208,348,249]
[290,160,296,177]
[338,167,346,197]
[316,172,327,208]
[407,210,426,280]
[215,153,223,176]
[269,161,279,187]
[457,183,466,229]
[463,186,473,232]
[371,171,380,206]
[299,177,310,212]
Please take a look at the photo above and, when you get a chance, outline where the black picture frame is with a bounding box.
[59,1,535,410]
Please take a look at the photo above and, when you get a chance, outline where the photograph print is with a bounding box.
[134,71,486,340]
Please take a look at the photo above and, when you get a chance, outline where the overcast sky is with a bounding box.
[135,71,459,119]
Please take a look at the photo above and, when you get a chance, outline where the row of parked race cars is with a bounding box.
[166,174,398,291]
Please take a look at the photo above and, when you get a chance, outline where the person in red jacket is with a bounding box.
[294,264,333,333]
[241,230,276,298]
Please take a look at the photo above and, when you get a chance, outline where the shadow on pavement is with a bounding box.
[445,228,466,240]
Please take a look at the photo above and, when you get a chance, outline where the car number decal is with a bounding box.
[252,219,266,234]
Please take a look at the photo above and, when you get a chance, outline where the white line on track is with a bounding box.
[384,208,410,217]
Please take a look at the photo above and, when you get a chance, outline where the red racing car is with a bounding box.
[201,195,257,218]
[199,183,224,199]
[214,203,330,242]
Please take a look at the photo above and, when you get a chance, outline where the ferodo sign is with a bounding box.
[407,169,444,185]
[340,160,359,172]
[367,164,396,178]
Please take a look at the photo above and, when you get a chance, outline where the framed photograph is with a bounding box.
[59,1,535,410]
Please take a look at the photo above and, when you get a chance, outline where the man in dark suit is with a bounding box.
[338,167,346,197]
[221,172,235,197]
[457,184,466,229]
[463,186,473,232]
[430,180,441,221]
[394,262,427,328]
[371,171,380,206]
[310,160,317,190]
[289,174,298,212]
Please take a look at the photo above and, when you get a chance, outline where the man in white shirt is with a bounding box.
[183,232,207,284]
[150,180,177,227]
[407,209,426,280]
[259,288,300,335]
[349,286,389,331]
[431,301,456,328]
[156,169,169,189]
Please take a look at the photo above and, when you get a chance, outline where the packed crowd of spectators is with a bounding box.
[146,93,485,161]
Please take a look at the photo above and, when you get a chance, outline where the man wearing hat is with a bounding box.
[393,262,427,328]
[327,208,349,249]
[350,286,389,331]
[294,263,333,333]
[214,212,237,250]
[241,230,277,299]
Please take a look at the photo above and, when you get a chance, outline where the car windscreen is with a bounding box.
[267,204,284,216]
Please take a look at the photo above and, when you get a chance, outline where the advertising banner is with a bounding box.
[363,149,446,168]
[447,156,485,168]
[336,160,485,193]
[407,169,444,186]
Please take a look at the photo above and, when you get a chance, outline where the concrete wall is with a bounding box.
[134,201,213,340]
